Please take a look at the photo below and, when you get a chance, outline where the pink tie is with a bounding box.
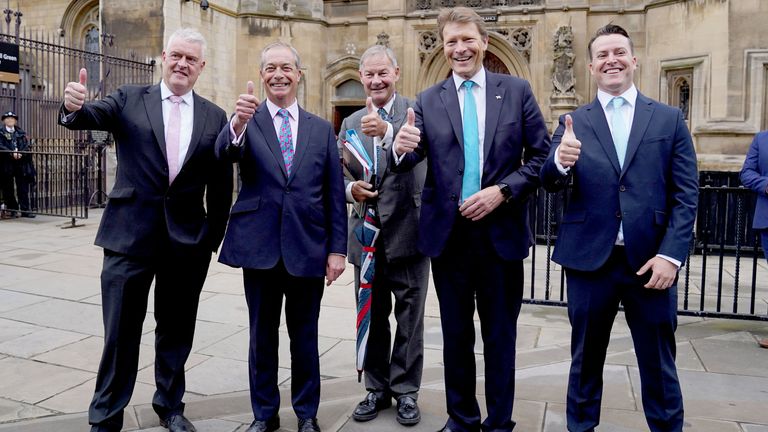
[166,95,182,184]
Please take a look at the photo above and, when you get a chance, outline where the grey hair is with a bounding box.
[359,45,398,70]
[260,41,302,70]
[166,28,207,59]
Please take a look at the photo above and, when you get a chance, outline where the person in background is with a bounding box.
[0,111,35,218]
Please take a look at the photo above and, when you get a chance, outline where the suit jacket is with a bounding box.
[392,70,551,260]
[540,92,699,272]
[58,84,233,257]
[216,103,347,278]
[0,127,34,177]
[338,95,426,264]
[740,130,768,229]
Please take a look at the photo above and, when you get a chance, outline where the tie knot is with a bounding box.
[169,95,182,105]
[462,80,475,91]
[278,108,289,119]
[611,96,625,110]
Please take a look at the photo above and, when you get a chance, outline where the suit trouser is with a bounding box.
[431,216,523,432]
[0,173,30,211]
[89,247,211,431]
[354,253,430,400]
[243,262,324,421]
[565,246,683,432]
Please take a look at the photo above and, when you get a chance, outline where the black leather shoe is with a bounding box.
[298,417,321,432]
[352,392,392,421]
[436,423,458,432]
[396,395,421,425]
[245,415,280,432]
[159,414,197,432]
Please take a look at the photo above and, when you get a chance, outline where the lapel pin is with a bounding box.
[495,95,502,100]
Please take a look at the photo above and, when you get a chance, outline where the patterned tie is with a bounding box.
[277,108,294,175]
[166,95,182,184]
[611,96,628,169]
[377,107,391,123]
[461,80,480,202]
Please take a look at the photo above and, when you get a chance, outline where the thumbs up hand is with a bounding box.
[64,68,88,113]
[233,80,260,136]
[360,97,387,138]
[557,114,581,168]
[393,107,420,155]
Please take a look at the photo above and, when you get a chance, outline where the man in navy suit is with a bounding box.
[393,7,550,432]
[740,131,768,348]
[540,24,698,432]
[60,29,233,432]
[216,41,346,432]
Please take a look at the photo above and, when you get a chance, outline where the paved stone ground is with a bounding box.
[0,210,767,431]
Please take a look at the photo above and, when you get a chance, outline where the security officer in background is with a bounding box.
[0,111,35,218]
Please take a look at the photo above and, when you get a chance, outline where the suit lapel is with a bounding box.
[183,92,208,166]
[585,97,622,175]
[289,107,312,183]
[439,79,464,150]
[378,95,407,179]
[254,105,288,179]
[483,72,505,162]
[144,84,167,159]
[622,92,654,176]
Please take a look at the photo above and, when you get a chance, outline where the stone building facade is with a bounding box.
[17,0,768,170]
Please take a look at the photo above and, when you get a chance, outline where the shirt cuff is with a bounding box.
[60,111,76,124]
[554,145,570,175]
[345,181,355,203]
[229,118,247,144]
[656,254,681,269]
[392,145,406,165]
[329,253,346,258]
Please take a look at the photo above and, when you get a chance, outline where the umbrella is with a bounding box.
[343,129,381,382]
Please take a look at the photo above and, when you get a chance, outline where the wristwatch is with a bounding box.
[497,183,512,203]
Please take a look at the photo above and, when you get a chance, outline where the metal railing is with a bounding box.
[526,184,768,321]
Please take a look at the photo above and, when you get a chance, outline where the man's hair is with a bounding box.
[166,28,207,59]
[260,41,302,70]
[436,7,488,41]
[359,45,398,71]
[587,24,633,59]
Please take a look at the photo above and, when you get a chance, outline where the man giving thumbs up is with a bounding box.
[59,28,233,432]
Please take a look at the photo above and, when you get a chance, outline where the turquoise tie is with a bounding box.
[461,80,480,202]
[611,96,628,169]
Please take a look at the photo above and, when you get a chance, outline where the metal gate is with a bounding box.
[0,28,155,223]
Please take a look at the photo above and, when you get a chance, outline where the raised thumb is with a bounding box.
[406,107,415,127]
[79,68,87,86]
[246,80,254,95]
[564,114,574,136]
[366,97,374,114]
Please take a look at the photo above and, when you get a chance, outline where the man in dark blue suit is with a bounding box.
[59,29,233,432]
[540,24,698,432]
[393,7,550,432]
[740,130,768,348]
[215,41,346,432]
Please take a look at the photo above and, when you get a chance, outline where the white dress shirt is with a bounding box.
[160,80,195,168]
[453,67,487,179]
[230,99,299,151]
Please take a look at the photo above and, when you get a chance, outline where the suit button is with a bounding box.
[450,194,458,202]
[619,185,626,192]
[615,211,621,219]
[458,168,464,175]
[285,187,290,194]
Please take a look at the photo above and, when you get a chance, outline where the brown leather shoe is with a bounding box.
[759,338,768,349]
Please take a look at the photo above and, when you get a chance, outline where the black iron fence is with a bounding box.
[0,29,154,222]
[527,181,768,321]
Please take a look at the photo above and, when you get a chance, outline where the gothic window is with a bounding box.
[667,69,693,123]
[335,79,366,100]
[84,26,100,92]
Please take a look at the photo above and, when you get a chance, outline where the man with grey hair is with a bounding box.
[336,44,428,426]
[60,28,232,432]
[217,41,346,432]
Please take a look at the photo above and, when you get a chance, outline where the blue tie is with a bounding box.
[611,96,628,169]
[461,80,480,202]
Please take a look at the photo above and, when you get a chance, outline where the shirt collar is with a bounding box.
[376,93,396,116]
[266,98,299,121]
[452,67,486,92]
[597,84,637,110]
[160,80,193,105]
[5,127,14,132]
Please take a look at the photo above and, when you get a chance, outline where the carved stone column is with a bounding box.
[550,26,578,126]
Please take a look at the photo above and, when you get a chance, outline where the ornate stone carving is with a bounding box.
[509,27,531,61]
[345,42,357,56]
[376,32,390,48]
[551,25,575,97]
[418,30,439,63]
